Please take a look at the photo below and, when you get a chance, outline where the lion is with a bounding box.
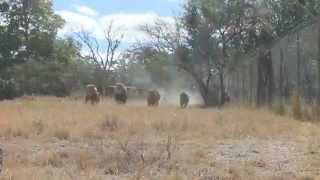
[147,90,160,107]
[85,84,100,105]
[180,92,189,108]
[114,83,127,104]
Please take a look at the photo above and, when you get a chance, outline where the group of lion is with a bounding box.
[85,83,190,108]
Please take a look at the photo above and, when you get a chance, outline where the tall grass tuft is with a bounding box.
[291,91,302,120]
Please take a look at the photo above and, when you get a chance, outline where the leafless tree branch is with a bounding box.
[75,21,124,74]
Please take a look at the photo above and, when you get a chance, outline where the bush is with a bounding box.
[11,60,74,97]
[291,92,302,120]
[54,128,70,140]
[272,101,286,116]
[0,78,20,100]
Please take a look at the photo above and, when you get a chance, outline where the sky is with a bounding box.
[53,0,183,49]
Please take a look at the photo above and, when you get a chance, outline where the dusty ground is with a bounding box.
[0,97,320,179]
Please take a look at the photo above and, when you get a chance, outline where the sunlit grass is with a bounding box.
[0,97,319,179]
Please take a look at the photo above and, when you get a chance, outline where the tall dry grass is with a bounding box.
[0,97,319,179]
[1,96,318,140]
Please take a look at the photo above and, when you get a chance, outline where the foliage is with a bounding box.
[10,60,70,97]
[0,78,20,100]
[0,0,65,71]
[291,91,302,120]
[0,0,84,99]
[136,0,320,107]
[4,36,84,97]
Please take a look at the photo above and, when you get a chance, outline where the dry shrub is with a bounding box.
[286,98,320,122]
[291,92,302,120]
[272,101,286,116]
[46,152,63,167]
[304,103,320,122]
[311,104,320,121]
[165,172,183,180]
[58,151,69,159]
[37,151,63,168]
[192,149,207,164]
[113,136,136,166]
[83,129,103,140]
[100,115,121,132]
[271,97,320,122]
[54,128,70,140]
[166,135,178,161]
[76,151,95,171]
[227,168,241,179]
[300,177,316,180]
[151,120,167,132]
[180,119,189,132]
[168,120,179,131]
[307,139,320,155]
[106,135,161,175]
[3,126,29,138]
[227,167,257,180]
[150,119,183,134]
[32,120,45,136]
[126,120,147,136]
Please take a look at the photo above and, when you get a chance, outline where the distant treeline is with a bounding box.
[1,0,320,108]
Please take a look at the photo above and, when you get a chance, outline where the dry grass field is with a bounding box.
[0,97,320,179]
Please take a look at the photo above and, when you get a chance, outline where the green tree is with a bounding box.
[175,0,259,106]
[0,0,64,72]
[9,37,82,97]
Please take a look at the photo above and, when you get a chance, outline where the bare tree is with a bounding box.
[139,18,182,53]
[75,21,124,93]
[139,17,221,106]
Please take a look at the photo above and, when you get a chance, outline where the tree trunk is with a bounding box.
[219,41,227,106]
[257,50,265,106]
[297,32,301,95]
[241,69,246,101]
[279,45,284,98]
[183,68,218,107]
[317,24,320,104]
[267,51,275,105]
[205,70,212,100]
[22,3,30,59]
[196,76,214,107]
[283,38,291,101]
[179,56,219,107]
[203,70,219,107]
[249,63,254,103]
[219,68,225,106]
[256,49,275,106]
